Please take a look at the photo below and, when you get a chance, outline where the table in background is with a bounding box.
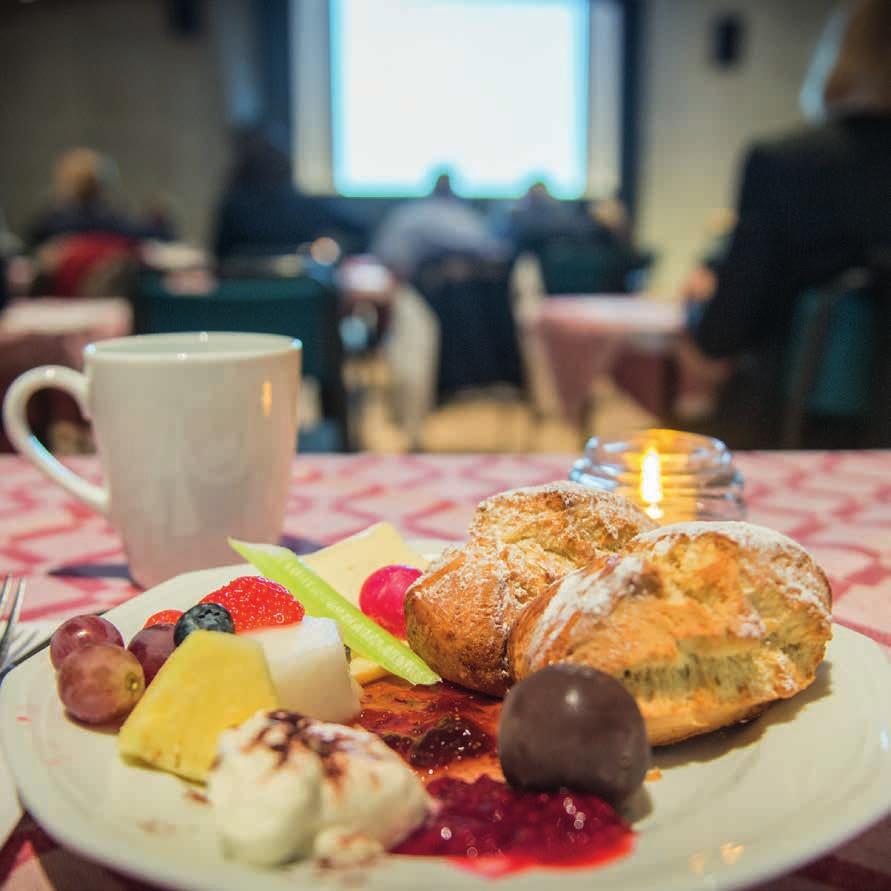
[529,296,684,426]
[0,298,132,341]
[337,254,397,349]
[0,299,133,452]
[337,254,396,310]
[0,451,888,890]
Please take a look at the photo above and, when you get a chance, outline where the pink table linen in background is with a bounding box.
[531,296,684,424]
[0,299,134,454]
[0,298,132,343]
[0,451,888,890]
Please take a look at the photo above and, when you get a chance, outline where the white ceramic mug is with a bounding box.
[2,332,301,588]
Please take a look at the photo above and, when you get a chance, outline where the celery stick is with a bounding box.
[230,538,440,686]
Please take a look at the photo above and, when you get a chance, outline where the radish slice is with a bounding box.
[229,539,440,686]
[359,565,422,638]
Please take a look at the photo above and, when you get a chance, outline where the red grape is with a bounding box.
[127,624,176,685]
[358,565,422,638]
[57,643,145,724]
[50,615,124,670]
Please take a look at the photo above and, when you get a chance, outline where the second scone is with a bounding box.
[403,482,656,696]
[509,521,833,744]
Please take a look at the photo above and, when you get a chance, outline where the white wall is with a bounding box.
[0,0,840,263]
[636,0,838,293]
[0,0,233,246]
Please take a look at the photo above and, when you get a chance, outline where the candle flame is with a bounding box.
[640,446,664,521]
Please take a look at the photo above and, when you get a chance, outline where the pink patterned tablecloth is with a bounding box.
[0,452,889,890]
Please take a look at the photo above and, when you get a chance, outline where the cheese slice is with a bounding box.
[301,522,428,684]
[349,656,391,685]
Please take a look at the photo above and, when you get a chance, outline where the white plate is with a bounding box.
[0,621,59,847]
[1,562,890,891]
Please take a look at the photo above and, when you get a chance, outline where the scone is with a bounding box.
[404,482,656,696]
[509,521,832,744]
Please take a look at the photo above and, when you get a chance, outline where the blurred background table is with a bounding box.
[0,298,132,340]
[529,296,684,427]
[337,254,396,311]
[0,450,888,890]
[0,299,133,453]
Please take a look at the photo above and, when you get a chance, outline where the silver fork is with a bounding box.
[0,576,26,678]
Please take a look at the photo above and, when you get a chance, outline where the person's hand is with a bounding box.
[673,332,733,421]
[677,333,731,383]
[678,265,717,304]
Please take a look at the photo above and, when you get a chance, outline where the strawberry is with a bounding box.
[200,576,305,632]
[144,609,184,629]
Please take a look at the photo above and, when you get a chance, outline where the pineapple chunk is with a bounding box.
[118,630,278,783]
[301,523,428,684]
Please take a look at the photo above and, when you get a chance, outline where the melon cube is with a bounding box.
[248,617,360,723]
[118,630,278,782]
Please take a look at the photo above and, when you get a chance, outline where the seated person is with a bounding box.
[497,180,591,250]
[28,148,172,248]
[683,0,891,445]
[371,170,510,282]
[213,125,364,260]
[688,0,890,357]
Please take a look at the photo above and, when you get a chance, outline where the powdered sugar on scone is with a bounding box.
[527,555,650,658]
[405,481,655,696]
[474,482,657,550]
[736,611,767,639]
[635,520,801,554]
[510,519,833,745]
[633,521,831,618]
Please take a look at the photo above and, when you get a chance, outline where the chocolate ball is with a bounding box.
[498,664,650,805]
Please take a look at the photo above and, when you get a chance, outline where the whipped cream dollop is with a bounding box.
[207,710,431,866]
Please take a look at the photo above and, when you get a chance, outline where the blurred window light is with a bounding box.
[328,0,592,198]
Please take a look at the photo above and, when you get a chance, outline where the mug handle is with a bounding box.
[2,366,110,515]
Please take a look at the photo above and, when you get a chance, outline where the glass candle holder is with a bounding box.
[569,429,745,524]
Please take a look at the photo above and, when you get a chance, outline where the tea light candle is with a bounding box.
[639,446,664,521]
[569,428,745,524]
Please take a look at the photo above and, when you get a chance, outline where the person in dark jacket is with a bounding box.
[212,127,364,261]
[689,0,891,358]
[682,0,891,447]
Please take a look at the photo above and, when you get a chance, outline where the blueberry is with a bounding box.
[173,603,235,646]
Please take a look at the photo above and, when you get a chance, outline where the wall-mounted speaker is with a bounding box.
[167,0,202,37]
[711,13,746,69]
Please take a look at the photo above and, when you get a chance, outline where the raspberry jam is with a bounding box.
[357,680,500,780]
[394,775,634,878]
[357,680,634,877]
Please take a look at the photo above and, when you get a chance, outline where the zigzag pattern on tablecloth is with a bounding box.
[0,453,889,651]
[0,451,889,891]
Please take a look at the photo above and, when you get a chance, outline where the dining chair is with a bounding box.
[674,264,888,451]
[533,236,652,296]
[781,270,882,448]
[36,233,139,298]
[132,274,350,451]
[411,252,525,403]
